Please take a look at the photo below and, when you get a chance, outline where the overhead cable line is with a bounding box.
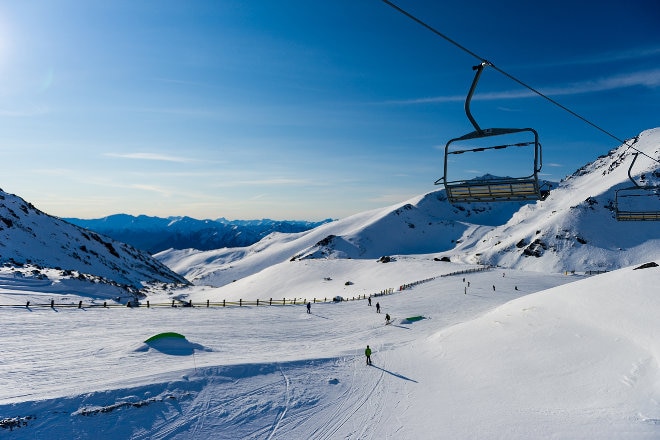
[381,0,659,164]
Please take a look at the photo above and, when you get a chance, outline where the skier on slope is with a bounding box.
[385,313,391,325]
[307,302,311,314]
[365,345,372,365]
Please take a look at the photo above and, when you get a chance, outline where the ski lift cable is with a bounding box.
[380,0,659,165]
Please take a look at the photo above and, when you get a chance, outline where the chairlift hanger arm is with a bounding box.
[465,62,491,134]
[627,152,641,188]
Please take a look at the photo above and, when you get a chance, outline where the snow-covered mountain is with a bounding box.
[454,128,660,271]
[0,190,189,292]
[65,214,331,253]
[157,128,659,287]
[154,191,531,287]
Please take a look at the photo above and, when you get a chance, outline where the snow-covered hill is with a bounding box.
[0,189,189,292]
[1,260,658,439]
[155,191,530,288]
[157,128,659,289]
[455,128,660,271]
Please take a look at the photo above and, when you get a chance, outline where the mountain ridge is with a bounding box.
[156,128,659,287]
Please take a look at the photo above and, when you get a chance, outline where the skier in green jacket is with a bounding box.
[365,345,372,365]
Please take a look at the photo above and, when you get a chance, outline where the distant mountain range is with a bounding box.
[64,215,333,254]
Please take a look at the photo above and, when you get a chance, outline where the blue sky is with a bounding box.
[0,0,658,220]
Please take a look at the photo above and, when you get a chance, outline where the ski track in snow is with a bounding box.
[314,356,382,440]
[265,365,290,440]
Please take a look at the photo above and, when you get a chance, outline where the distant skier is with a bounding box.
[306,302,311,314]
[492,285,496,292]
[368,296,372,306]
[376,302,381,313]
[365,345,372,365]
[385,313,391,325]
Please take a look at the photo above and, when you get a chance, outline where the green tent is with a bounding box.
[403,316,425,323]
[144,332,186,343]
[144,332,195,356]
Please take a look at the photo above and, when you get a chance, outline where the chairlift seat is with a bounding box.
[445,177,541,203]
[615,185,660,221]
[439,127,543,203]
[615,211,660,221]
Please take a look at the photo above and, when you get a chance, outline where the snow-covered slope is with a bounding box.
[0,189,188,291]
[1,261,658,439]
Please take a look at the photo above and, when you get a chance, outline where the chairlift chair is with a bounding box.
[436,63,545,203]
[614,152,660,221]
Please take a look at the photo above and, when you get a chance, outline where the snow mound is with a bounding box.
[135,333,212,356]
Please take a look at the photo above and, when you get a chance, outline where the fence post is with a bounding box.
[256,299,259,306]
[147,300,150,308]
[270,298,272,305]
[207,299,209,308]
[283,298,285,305]
[172,300,175,307]
[223,299,225,307]
[239,299,242,306]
